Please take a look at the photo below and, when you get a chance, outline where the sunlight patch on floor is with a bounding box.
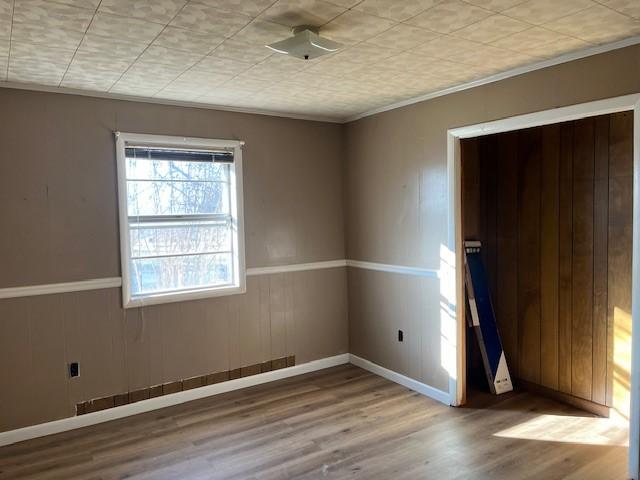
[494,413,629,447]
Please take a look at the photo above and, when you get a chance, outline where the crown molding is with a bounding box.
[1,35,638,126]
[344,35,640,123]
[0,81,342,124]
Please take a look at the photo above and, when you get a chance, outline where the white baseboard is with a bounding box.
[349,354,451,406]
[0,352,451,447]
[0,353,350,447]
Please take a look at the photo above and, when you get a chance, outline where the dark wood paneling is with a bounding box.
[558,123,574,395]
[162,381,183,395]
[606,112,633,408]
[462,138,481,241]
[495,132,519,377]
[592,115,609,405]
[461,137,486,386]
[149,385,163,398]
[540,124,560,390]
[516,378,611,418]
[480,135,499,299]
[84,396,114,414]
[182,376,205,390]
[241,364,262,377]
[272,357,288,370]
[129,388,150,403]
[517,128,542,384]
[205,372,230,385]
[571,117,595,401]
[462,112,632,409]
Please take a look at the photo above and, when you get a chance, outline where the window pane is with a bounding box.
[130,221,231,258]
[126,180,229,216]
[130,253,232,296]
[126,157,228,182]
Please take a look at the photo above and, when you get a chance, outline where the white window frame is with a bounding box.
[115,132,246,308]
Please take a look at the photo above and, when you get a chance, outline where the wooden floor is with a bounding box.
[0,365,629,480]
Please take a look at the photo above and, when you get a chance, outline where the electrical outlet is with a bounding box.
[398,330,404,342]
[69,362,80,378]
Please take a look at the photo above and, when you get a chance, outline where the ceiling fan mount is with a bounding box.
[266,26,342,61]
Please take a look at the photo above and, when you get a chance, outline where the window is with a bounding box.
[115,133,245,308]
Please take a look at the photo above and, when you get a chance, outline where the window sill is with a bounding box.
[123,283,246,309]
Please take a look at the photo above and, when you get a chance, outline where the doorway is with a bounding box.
[446,94,640,479]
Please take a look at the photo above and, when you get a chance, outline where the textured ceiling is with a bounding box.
[0,0,639,121]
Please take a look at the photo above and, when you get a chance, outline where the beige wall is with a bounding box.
[0,89,348,432]
[0,270,347,432]
[348,268,446,389]
[0,89,345,287]
[3,43,640,433]
[344,45,640,393]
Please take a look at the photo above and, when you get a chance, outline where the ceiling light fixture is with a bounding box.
[266,26,342,61]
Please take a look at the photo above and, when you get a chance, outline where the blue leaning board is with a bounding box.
[464,241,513,395]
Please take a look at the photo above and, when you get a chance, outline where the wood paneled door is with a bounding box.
[461,111,633,415]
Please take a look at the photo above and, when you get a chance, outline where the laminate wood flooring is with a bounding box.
[0,365,629,480]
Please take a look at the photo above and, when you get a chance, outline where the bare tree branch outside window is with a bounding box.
[125,151,233,295]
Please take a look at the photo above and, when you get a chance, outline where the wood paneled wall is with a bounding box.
[461,112,633,410]
[0,89,349,434]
